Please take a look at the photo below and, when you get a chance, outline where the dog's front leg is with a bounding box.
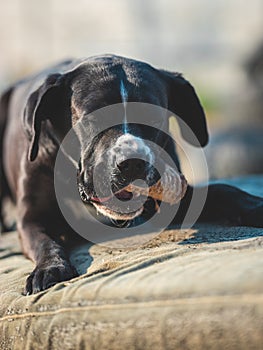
[174,184,263,227]
[18,220,78,295]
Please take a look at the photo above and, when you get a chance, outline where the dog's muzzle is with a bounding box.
[80,133,185,222]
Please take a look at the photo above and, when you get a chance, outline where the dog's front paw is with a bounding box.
[24,260,78,295]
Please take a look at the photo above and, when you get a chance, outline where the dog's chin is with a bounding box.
[92,202,144,220]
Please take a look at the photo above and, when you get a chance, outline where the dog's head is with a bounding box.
[23,55,208,222]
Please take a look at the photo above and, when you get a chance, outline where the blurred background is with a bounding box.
[1,0,263,180]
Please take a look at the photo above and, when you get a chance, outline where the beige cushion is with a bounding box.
[0,223,263,350]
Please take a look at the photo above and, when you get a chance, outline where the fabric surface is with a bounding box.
[0,177,263,350]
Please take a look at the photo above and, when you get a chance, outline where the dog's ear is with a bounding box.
[160,70,208,147]
[23,74,71,161]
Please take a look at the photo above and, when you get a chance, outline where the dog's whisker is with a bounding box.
[60,145,79,169]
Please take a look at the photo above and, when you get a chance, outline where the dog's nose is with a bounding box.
[117,158,147,181]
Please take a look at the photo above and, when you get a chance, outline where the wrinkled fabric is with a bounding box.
[0,225,263,350]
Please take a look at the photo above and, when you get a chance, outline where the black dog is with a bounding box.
[1,55,263,295]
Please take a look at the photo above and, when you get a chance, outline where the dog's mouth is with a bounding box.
[92,201,144,221]
[90,189,134,203]
[79,186,145,221]
[78,161,187,222]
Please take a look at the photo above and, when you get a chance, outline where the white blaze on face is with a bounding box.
[120,80,128,133]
